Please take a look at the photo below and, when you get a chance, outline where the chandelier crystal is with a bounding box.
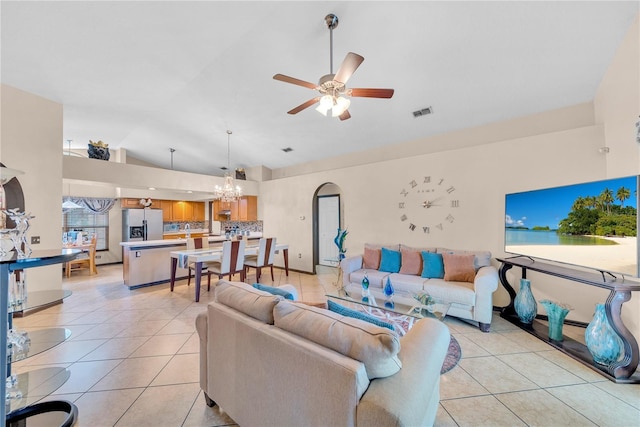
[213,130,242,202]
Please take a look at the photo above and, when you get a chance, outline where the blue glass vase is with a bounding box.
[383,277,395,309]
[540,300,572,341]
[585,304,623,366]
[514,278,537,324]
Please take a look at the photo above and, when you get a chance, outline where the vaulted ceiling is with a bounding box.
[2,1,638,176]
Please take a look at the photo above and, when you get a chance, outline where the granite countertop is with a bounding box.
[162,228,210,235]
[120,232,263,247]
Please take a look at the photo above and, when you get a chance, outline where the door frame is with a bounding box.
[312,183,341,274]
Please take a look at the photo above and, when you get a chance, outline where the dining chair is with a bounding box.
[207,239,246,290]
[244,237,276,283]
[65,234,97,277]
[187,237,211,288]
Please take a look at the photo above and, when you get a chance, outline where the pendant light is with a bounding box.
[213,130,242,202]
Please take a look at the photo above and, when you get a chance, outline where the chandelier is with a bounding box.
[213,130,242,202]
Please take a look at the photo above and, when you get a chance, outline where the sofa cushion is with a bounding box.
[437,248,492,269]
[399,250,422,275]
[274,301,402,379]
[252,283,295,300]
[327,300,395,331]
[350,269,390,289]
[379,248,402,273]
[423,279,476,306]
[421,252,445,279]
[215,280,282,324]
[387,273,428,294]
[442,253,476,283]
[363,247,381,270]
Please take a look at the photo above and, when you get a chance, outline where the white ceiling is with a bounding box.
[2,1,638,177]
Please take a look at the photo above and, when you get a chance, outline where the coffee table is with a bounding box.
[326,289,451,335]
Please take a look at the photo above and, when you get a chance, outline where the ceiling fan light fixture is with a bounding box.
[332,96,350,117]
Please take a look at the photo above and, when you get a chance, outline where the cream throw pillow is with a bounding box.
[273,301,402,379]
[215,280,282,324]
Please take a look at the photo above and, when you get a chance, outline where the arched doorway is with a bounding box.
[312,182,343,274]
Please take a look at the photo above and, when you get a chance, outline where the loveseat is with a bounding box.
[195,280,450,427]
[340,244,499,332]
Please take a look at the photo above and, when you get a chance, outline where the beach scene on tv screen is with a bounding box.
[505,176,638,276]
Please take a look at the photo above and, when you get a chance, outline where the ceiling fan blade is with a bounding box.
[349,88,395,99]
[287,97,321,115]
[273,74,317,90]
[333,52,364,84]
[339,110,351,121]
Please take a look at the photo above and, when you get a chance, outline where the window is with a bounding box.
[63,210,109,251]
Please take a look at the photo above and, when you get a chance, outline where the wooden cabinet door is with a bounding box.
[246,196,258,220]
[160,200,173,221]
[121,198,141,208]
[172,201,189,221]
[192,202,205,221]
[238,198,248,221]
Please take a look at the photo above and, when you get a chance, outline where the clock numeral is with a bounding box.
[400,189,408,197]
[400,214,407,222]
[446,186,455,194]
[423,176,431,184]
[438,178,444,185]
[398,202,405,209]
[436,223,443,230]
[451,200,459,208]
[409,223,416,231]
[446,214,455,223]
[423,226,430,234]
[409,180,417,188]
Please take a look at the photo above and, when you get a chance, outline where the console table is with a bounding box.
[496,256,640,384]
[1,249,80,424]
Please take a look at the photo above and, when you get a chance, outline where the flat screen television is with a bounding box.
[505,175,639,278]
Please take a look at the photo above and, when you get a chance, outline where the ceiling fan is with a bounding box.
[273,14,394,121]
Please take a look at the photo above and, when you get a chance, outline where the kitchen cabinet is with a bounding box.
[172,201,193,221]
[192,202,205,221]
[213,196,257,221]
[157,200,172,221]
[120,198,141,208]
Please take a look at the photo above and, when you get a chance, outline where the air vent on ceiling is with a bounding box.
[282,147,293,153]
[220,166,228,170]
[413,106,433,118]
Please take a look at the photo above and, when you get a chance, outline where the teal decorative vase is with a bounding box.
[585,304,623,365]
[540,300,572,341]
[514,278,536,324]
[361,272,370,300]
[383,277,395,309]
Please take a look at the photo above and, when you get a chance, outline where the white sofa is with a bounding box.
[341,244,499,332]
[195,280,451,427]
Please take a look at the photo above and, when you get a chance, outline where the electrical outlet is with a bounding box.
[135,251,141,257]
[95,255,101,259]
[298,253,302,258]
[30,236,40,244]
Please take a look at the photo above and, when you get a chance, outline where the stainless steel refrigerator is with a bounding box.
[122,209,163,241]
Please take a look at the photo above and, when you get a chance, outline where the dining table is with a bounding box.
[169,242,289,302]
[62,242,97,275]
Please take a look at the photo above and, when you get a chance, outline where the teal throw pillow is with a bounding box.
[421,252,444,278]
[327,300,395,331]
[252,283,295,300]
[379,248,401,273]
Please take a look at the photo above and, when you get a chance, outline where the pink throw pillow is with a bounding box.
[442,253,476,283]
[363,248,381,270]
[399,250,422,275]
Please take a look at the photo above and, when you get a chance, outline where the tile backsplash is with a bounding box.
[162,220,262,233]
[163,221,206,232]
[221,221,263,233]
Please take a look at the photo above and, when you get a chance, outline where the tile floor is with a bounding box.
[11,264,640,427]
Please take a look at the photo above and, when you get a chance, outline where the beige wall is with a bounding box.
[261,17,640,340]
[0,85,64,291]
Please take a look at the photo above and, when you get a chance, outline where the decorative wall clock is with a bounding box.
[398,176,459,233]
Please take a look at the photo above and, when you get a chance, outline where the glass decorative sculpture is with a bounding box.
[540,300,572,341]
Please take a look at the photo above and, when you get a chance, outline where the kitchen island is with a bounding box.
[120,234,262,288]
